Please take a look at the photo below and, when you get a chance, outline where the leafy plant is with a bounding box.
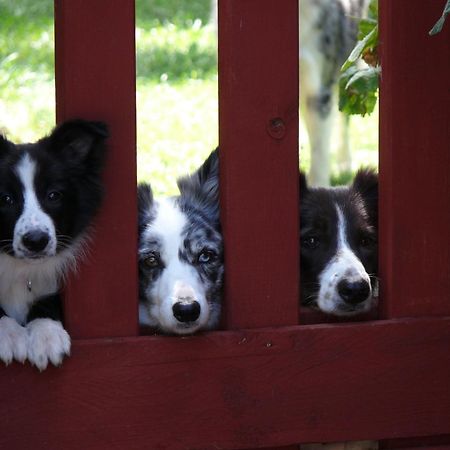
[429,0,450,35]
[339,0,379,116]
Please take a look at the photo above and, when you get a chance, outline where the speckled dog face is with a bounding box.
[138,149,223,335]
[300,169,378,316]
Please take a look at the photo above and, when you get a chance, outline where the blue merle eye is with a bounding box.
[301,236,319,249]
[198,249,216,264]
[0,193,14,207]
[144,252,160,268]
[47,191,63,202]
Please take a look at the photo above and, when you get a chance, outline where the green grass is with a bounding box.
[0,0,378,196]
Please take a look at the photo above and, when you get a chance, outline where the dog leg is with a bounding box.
[303,99,335,187]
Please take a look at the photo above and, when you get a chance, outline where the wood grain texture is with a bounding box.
[54,0,138,338]
[379,0,450,318]
[218,0,300,329]
[1,318,449,449]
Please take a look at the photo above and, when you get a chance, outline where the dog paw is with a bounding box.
[26,319,71,371]
[0,316,28,365]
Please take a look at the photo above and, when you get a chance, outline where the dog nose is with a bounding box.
[172,301,201,323]
[22,230,50,253]
[337,279,370,305]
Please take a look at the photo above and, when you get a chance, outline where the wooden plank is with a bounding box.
[218,0,300,329]
[54,0,138,338]
[379,0,450,318]
[380,434,450,449]
[1,318,449,449]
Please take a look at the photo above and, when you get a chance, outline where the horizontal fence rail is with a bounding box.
[1,318,450,449]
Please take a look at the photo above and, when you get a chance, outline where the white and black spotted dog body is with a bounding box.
[0,119,108,369]
[139,149,223,335]
[300,169,378,315]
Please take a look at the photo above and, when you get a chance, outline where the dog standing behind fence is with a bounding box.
[210,0,369,186]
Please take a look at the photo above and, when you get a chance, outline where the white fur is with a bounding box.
[140,198,211,335]
[317,205,372,315]
[26,318,71,371]
[13,154,57,257]
[0,316,28,365]
[0,237,86,325]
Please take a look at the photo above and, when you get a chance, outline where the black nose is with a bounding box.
[172,301,201,323]
[22,230,50,253]
[337,279,371,305]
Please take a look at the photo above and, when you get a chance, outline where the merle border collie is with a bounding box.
[138,149,223,335]
[300,169,378,315]
[0,119,108,370]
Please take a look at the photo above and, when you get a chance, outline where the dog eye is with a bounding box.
[198,249,216,264]
[47,191,63,202]
[144,253,160,268]
[0,193,14,206]
[359,234,376,248]
[301,236,319,249]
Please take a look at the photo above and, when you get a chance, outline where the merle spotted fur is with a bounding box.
[138,149,223,335]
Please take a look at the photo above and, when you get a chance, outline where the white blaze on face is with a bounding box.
[13,154,57,258]
[141,198,210,334]
[317,205,372,315]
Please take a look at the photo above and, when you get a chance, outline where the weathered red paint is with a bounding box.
[379,0,450,318]
[218,0,300,329]
[0,0,449,448]
[54,0,138,338]
[1,319,449,449]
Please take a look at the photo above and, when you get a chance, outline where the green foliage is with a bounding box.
[136,0,212,28]
[0,4,54,90]
[339,65,379,116]
[137,24,216,82]
[429,0,450,35]
[339,0,379,117]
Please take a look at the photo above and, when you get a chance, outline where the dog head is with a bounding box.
[138,149,223,335]
[0,119,108,262]
[300,169,378,315]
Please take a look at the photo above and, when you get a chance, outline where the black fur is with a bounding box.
[0,119,108,324]
[300,169,378,314]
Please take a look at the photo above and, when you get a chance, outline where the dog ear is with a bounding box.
[177,148,220,223]
[138,182,154,230]
[0,134,13,153]
[299,171,308,195]
[47,119,109,167]
[352,168,378,225]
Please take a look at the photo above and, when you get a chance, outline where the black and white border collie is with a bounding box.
[0,119,108,370]
[300,169,378,315]
[138,149,223,335]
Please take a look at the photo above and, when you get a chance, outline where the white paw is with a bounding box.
[0,316,28,365]
[26,319,71,371]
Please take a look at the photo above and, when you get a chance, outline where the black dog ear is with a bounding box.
[177,147,220,222]
[47,119,109,167]
[299,171,308,194]
[352,168,378,225]
[0,134,13,153]
[138,182,154,234]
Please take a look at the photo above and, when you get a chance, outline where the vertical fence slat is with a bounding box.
[54,0,137,338]
[379,0,450,319]
[218,0,299,329]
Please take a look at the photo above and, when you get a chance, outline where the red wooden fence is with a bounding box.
[1,0,449,449]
